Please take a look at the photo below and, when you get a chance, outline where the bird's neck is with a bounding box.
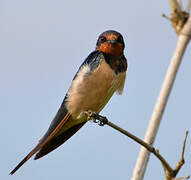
[103,53,127,74]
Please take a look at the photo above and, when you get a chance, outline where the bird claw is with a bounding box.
[84,110,108,126]
[84,110,95,120]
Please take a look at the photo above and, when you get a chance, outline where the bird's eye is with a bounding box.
[99,36,106,43]
[117,36,123,43]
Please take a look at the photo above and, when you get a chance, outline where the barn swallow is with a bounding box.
[10,30,128,174]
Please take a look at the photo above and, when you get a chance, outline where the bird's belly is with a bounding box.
[67,77,115,118]
[66,61,123,119]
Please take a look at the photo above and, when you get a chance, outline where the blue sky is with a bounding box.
[1,1,191,180]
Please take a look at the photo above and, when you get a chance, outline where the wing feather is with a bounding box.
[34,121,86,159]
[10,106,71,174]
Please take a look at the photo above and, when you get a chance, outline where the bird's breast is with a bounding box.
[66,58,126,119]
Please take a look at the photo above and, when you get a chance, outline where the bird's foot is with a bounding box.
[84,110,108,126]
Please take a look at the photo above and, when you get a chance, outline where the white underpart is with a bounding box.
[97,71,126,112]
[66,59,126,119]
[116,73,126,94]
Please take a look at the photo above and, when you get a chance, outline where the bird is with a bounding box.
[10,30,128,174]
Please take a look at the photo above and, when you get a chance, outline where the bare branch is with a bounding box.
[132,1,191,179]
[86,111,190,180]
[169,0,182,13]
[186,0,191,12]
[168,0,190,34]
[173,176,190,180]
[177,0,183,10]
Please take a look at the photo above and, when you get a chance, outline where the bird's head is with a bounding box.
[96,30,125,56]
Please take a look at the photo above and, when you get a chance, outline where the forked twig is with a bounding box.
[173,131,189,177]
[85,111,190,180]
[166,0,189,34]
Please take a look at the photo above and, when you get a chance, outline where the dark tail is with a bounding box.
[10,144,41,175]
[10,105,71,174]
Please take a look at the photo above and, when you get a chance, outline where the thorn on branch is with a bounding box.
[162,14,172,21]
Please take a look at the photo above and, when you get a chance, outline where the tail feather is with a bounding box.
[10,144,41,175]
[10,112,71,175]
